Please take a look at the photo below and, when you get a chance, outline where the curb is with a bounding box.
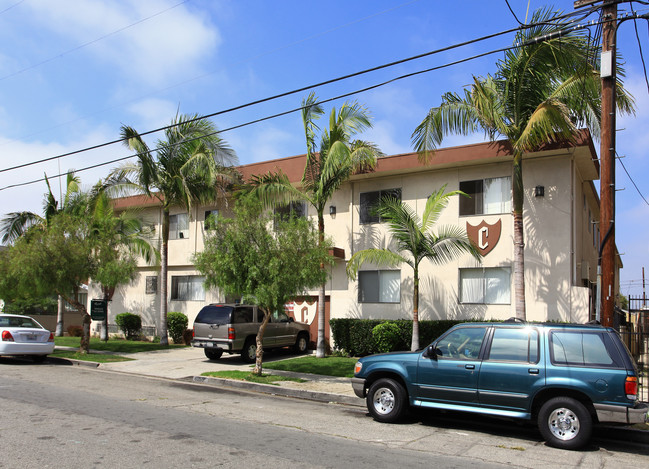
[192,375,363,407]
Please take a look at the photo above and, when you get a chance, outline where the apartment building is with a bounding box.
[90,130,612,343]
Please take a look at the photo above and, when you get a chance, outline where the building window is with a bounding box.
[459,267,511,304]
[204,210,219,230]
[169,213,189,240]
[358,270,400,303]
[171,276,205,301]
[64,291,88,311]
[275,201,306,220]
[459,177,511,216]
[360,188,402,224]
[145,276,158,295]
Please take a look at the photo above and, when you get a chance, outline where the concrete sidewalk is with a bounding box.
[58,346,363,406]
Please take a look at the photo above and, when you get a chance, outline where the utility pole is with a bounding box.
[598,1,617,327]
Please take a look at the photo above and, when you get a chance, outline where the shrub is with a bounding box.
[167,312,188,344]
[67,325,83,337]
[329,318,476,356]
[372,322,405,353]
[115,312,142,340]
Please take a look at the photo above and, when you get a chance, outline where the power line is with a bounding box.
[0,5,604,178]
[0,0,189,82]
[0,0,24,15]
[618,153,649,205]
[0,22,528,176]
[0,14,614,192]
[0,0,423,149]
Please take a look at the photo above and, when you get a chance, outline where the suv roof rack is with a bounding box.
[504,317,526,323]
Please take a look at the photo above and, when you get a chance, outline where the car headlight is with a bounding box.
[354,361,363,375]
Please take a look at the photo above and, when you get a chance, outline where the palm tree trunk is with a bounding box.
[411,265,420,351]
[316,212,326,358]
[159,209,170,346]
[512,153,526,320]
[55,295,65,336]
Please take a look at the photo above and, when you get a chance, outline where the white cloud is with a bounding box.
[125,98,179,130]
[23,0,220,86]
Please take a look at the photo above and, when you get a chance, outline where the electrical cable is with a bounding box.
[0,22,531,175]
[618,153,649,205]
[630,1,649,92]
[0,0,421,147]
[0,16,613,192]
[0,0,189,82]
[0,4,599,165]
[504,0,525,25]
[0,0,24,15]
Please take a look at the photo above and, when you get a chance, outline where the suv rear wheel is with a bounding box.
[538,397,592,450]
[241,338,257,363]
[367,378,407,423]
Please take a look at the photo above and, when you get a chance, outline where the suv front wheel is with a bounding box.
[538,397,592,450]
[367,378,407,423]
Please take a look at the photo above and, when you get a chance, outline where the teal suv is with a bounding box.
[351,320,647,449]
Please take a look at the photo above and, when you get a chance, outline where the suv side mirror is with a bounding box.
[423,344,438,360]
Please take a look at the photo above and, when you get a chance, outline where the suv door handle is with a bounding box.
[528,368,539,374]
[465,364,475,370]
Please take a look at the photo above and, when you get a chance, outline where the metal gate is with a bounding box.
[619,296,648,403]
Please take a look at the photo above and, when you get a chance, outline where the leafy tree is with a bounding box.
[347,188,481,351]
[194,197,333,375]
[2,215,98,351]
[110,113,238,345]
[245,92,382,357]
[1,173,83,335]
[411,7,634,320]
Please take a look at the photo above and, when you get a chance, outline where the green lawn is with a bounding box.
[55,337,187,353]
[200,370,306,385]
[51,350,134,363]
[263,355,357,378]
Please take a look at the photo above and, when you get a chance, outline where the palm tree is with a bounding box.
[411,7,634,320]
[346,187,481,351]
[1,172,83,335]
[86,185,159,340]
[110,113,238,345]
[246,92,383,357]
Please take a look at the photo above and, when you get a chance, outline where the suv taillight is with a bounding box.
[228,327,235,340]
[625,376,638,400]
[2,330,14,341]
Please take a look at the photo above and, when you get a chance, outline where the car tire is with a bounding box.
[31,355,47,364]
[204,348,223,361]
[293,333,309,354]
[241,338,257,363]
[538,396,592,450]
[367,378,407,423]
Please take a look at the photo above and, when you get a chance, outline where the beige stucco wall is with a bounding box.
[94,146,600,336]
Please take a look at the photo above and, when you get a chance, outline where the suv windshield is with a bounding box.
[194,305,233,325]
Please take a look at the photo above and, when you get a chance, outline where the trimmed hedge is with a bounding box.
[329,318,466,356]
[167,312,188,344]
[115,312,142,340]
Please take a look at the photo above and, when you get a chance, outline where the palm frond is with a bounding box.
[346,248,408,280]
[0,211,44,244]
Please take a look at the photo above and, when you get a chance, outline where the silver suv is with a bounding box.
[191,304,310,363]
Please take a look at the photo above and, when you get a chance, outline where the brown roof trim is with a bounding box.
[112,194,161,210]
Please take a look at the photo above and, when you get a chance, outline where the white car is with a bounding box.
[0,314,55,362]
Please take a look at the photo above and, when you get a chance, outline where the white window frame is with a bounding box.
[459,267,511,304]
[170,275,206,301]
[358,270,401,303]
[459,177,511,216]
[169,213,189,240]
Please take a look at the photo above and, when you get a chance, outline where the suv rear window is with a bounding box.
[194,305,233,325]
[550,331,623,368]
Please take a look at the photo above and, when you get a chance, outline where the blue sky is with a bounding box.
[0,0,647,297]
